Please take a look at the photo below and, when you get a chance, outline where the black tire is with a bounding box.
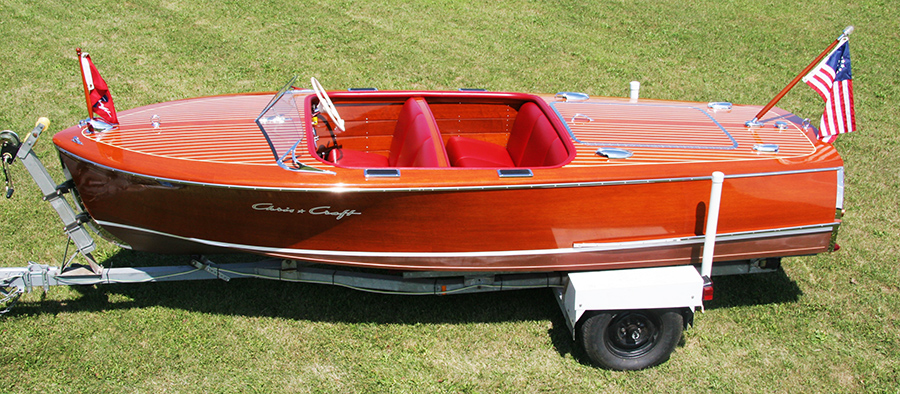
[577,309,684,371]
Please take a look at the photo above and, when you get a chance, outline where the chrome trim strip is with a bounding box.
[498,169,533,178]
[96,220,836,259]
[57,148,844,193]
[836,167,844,211]
[829,166,845,251]
[365,169,401,178]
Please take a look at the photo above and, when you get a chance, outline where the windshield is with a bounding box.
[255,77,329,173]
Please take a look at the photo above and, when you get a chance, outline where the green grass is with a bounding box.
[2,0,899,392]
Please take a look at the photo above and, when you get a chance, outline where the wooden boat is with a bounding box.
[51,78,844,272]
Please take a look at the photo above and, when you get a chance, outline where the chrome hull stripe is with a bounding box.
[96,220,836,259]
[59,147,843,193]
[836,167,845,210]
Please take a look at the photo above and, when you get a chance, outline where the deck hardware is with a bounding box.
[554,92,590,102]
[802,118,811,131]
[753,144,779,153]
[630,81,640,102]
[72,136,83,145]
[774,121,789,131]
[707,102,733,112]
[348,87,378,91]
[570,113,594,123]
[78,118,115,133]
[745,118,764,128]
[365,168,400,178]
[595,148,633,159]
[458,88,487,92]
[151,114,161,129]
[498,169,533,178]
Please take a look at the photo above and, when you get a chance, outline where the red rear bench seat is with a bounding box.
[445,102,568,168]
[330,97,450,168]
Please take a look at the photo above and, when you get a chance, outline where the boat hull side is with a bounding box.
[95,220,834,272]
[59,151,841,272]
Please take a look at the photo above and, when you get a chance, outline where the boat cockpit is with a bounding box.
[256,77,575,172]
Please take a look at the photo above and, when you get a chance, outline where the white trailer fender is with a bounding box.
[555,265,705,336]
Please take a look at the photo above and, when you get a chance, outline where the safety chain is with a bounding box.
[0,275,24,315]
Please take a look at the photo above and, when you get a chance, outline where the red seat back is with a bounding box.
[506,102,568,167]
[389,98,449,167]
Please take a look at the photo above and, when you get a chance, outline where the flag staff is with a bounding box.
[75,48,94,120]
[75,48,96,132]
[746,26,854,127]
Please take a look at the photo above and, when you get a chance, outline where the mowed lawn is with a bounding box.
[1,0,898,392]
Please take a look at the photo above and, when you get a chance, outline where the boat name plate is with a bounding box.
[251,203,361,220]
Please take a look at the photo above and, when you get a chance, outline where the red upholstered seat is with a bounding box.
[445,137,515,167]
[330,97,449,168]
[388,98,449,168]
[446,101,568,168]
[329,148,389,167]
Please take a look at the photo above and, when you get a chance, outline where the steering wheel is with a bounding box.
[311,77,345,132]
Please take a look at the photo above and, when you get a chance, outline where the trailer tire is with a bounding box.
[577,309,683,371]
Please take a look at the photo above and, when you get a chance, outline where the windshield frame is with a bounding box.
[255,76,334,174]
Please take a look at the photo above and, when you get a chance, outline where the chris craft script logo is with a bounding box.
[252,203,361,220]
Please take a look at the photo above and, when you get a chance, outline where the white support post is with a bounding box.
[701,172,725,278]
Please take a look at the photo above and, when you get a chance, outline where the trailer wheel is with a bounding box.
[577,309,683,370]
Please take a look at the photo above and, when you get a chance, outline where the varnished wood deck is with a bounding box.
[81,92,821,170]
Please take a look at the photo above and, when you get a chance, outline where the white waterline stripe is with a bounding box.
[97,220,835,259]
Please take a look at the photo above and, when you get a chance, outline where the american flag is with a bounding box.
[802,39,855,143]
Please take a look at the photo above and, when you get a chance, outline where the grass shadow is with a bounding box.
[704,269,803,310]
[7,250,802,364]
[11,250,565,326]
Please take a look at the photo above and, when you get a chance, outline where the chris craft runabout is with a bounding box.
[46,73,844,273]
[48,38,853,273]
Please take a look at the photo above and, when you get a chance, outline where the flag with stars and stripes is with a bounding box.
[802,38,855,143]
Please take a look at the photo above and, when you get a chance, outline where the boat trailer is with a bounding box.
[1,118,778,370]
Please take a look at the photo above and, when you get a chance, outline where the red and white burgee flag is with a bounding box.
[79,52,118,124]
[802,38,855,143]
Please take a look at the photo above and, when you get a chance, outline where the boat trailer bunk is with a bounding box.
[1,119,781,371]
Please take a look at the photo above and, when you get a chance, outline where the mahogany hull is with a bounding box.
[58,151,840,272]
[52,90,844,272]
